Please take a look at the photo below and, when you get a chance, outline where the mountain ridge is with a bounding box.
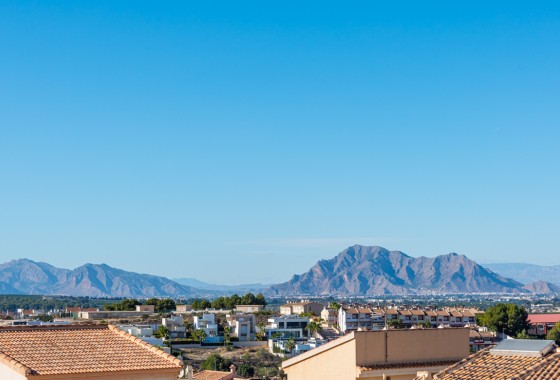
[0,259,199,297]
[268,245,527,296]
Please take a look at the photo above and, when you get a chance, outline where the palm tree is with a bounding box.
[306,321,320,337]
[256,322,267,341]
[284,337,296,353]
[193,329,207,344]
[223,325,231,346]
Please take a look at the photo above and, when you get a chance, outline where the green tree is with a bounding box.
[256,322,267,341]
[200,353,231,371]
[420,319,432,328]
[387,318,404,329]
[193,329,207,344]
[547,322,560,345]
[284,337,296,353]
[157,325,169,340]
[223,325,231,346]
[255,293,267,306]
[478,303,528,337]
[237,363,255,378]
[306,321,321,337]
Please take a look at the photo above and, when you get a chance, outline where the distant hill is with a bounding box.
[523,281,560,294]
[173,277,269,293]
[483,263,560,286]
[0,259,199,297]
[268,245,525,296]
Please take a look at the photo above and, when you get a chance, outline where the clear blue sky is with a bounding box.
[1,1,559,284]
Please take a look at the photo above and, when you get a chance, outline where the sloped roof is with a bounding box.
[528,314,560,324]
[0,324,182,377]
[434,347,560,380]
[194,370,246,380]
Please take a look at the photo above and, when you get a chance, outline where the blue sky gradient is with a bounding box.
[1,1,559,283]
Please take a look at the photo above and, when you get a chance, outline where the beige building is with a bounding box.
[0,324,183,379]
[282,328,470,380]
[235,304,264,313]
[280,301,324,316]
[136,304,155,312]
[176,304,193,313]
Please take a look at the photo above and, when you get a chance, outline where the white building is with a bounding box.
[226,313,256,341]
[193,313,219,338]
[266,315,310,339]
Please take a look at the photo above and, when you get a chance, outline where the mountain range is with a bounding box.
[0,259,199,297]
[268,245,545,296]
[483,263,560,286]
[1,246,559,297]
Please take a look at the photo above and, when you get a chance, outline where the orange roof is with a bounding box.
[0,324,182,376]
[398,310,412,316]
[425,310,437,316]
[194,370,246,380]
[436,311,450,316]
[434,348,560,380]
[358,308,372,314]
[411,310,426,316]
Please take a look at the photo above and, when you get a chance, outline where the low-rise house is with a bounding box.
[468,328,497,353]
[226,313,256,341]
[527,313,560,337]
[0,324,183,379]
[280,301,323,316]
[193,313,219,340]
[432,339,560,380]
[78,310,152,320]
[320,307,338,327]
[282,328,470,380]
[235,305,264,313]
[136,304,156,313]
[162,315,187,338]
[194,365,246,380]
[175,304,192,313]
[266,315,310,339]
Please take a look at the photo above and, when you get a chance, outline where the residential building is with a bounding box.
[266,315,310,339]
[468,329,497,352]
[162,315,187,338]
[226,313,256,341]
[282,328,470,380]
[320,307,338,327]
[527,313,560,337]
[0,324,182,379]
[194,365,246,380]
[432,339,560,380]
[280,301,323,316]
[136,304,156,313]
[193,313,219,339]
[176,304,192,313]
[78,310,152,320]
[235,305,264,313]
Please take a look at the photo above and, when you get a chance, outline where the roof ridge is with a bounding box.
[433,347,491,379]
[0,350,32,376]
[107,325,183,367]
[0,323,102,332]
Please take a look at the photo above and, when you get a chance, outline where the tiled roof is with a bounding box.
[528,314,560,324]
[411,310,426,316]
[361,360,459,371]
[434,348,560,380]
[0,324,182,376]
[194,370,246,380]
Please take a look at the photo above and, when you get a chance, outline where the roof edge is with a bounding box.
[282,331,355,369]
[107,325,183,367]
[0,351,32,376]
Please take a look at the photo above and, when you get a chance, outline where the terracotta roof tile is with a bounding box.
[194,370,246,380]
[0,324,182,376]
[434,348,560,380]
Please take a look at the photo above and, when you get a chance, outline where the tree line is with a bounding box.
[190,293,266,310]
